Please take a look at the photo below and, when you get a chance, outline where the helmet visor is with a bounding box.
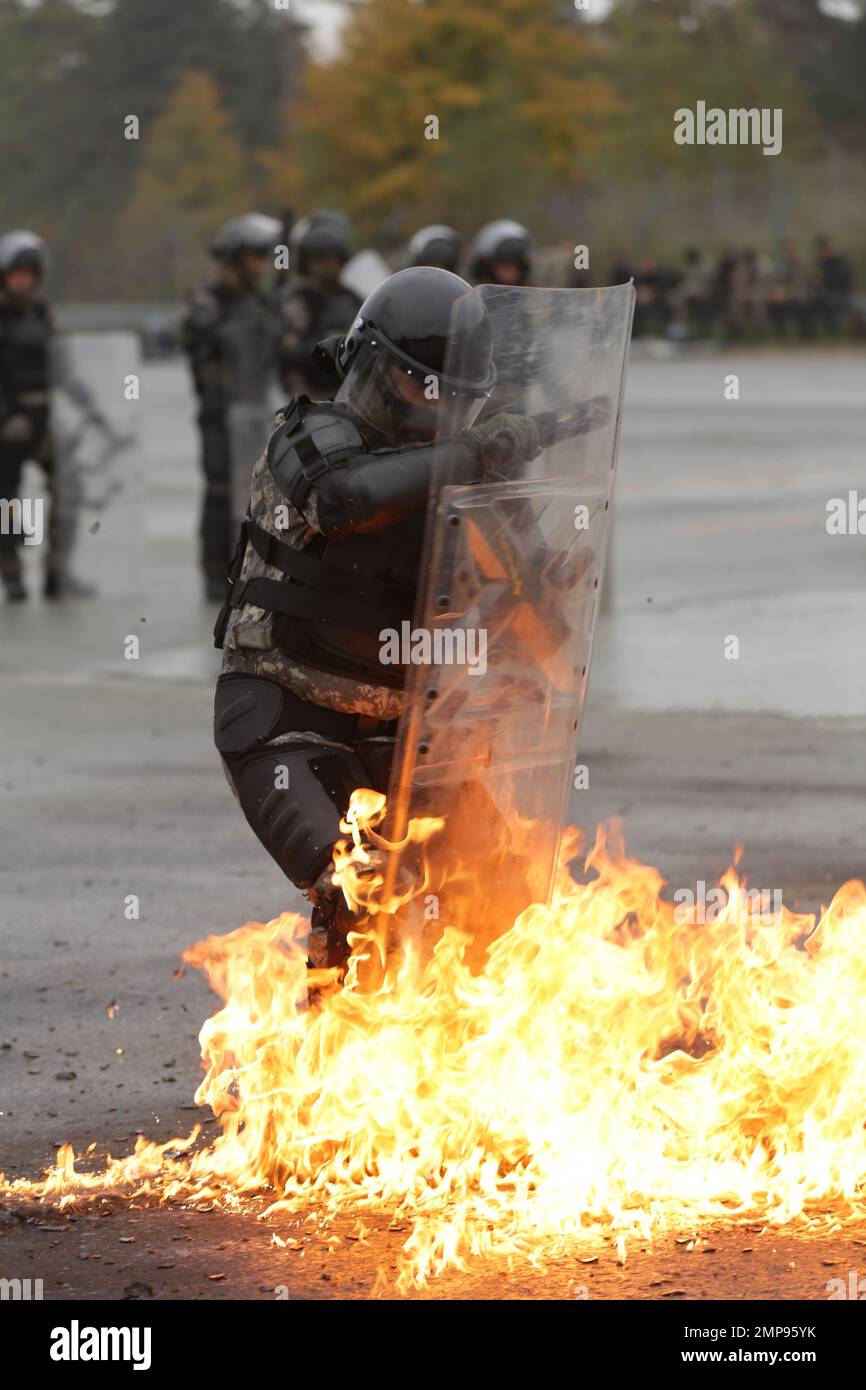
[338,341,488,445]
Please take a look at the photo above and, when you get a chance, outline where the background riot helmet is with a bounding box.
[469,219,533,287]
[290,210,354,280]
[332,266,495,446]
[406,224,463,274]
[0,229,49,288]
[211,212,282,262]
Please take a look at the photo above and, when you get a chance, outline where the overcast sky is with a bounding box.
[292,0,348,59]
[292,0,862,61]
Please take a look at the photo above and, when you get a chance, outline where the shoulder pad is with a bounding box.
[183,286,222,327]
[267,400,366,508]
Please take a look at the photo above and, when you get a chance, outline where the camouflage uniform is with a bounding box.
[212,264,502,969]
[220,421,404,723]
[217,420,407,955]
[212,392,465,970]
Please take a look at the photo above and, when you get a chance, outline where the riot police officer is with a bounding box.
[0,230,110,601]
[0,231,50,600]
[275,211,362,400]
[468,221,536,410]
[213,267,543,973]
[406,225,463,274]
[181,213,281,601]
[469,219,534,287]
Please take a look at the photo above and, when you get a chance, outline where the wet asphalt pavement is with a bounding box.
[1,345,864,1299]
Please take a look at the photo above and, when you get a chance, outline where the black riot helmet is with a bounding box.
[211,212,282,262]
[406,224,463,274]
[290,210,354,278]
[330,267,495,446]
[469,219,533,286]
[0,229,48,282]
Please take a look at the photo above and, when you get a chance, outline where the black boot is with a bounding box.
[2,571,27,602]
[307,899,351,974]
[42,569,61,599]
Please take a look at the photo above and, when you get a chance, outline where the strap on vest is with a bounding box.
[218,397,415,643]
[266,396,330,509]
[226,573,406,633]
[213,514,250,649]
[245,519,413,615]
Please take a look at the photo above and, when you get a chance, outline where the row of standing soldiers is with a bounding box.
[181,214,859,598]
[614,238,857,341]
[180,215,533,599]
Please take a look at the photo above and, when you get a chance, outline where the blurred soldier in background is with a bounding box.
[632,255,666,337]
[768,240,813,340]
[469,220,533,287]
[275,211,362,400]
[674,247,713,339]
[711,245,738,340]
[728,248,772,341]
[406,224,463,273]
[181,212,281,602]
[632,255,682,337]
[607,250,634,287]
[0,230,114,602]
[0,231,53,601]
[468,221,535,410]
[813,235,854,337]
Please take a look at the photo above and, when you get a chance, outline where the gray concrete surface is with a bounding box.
[1,347,865,1299]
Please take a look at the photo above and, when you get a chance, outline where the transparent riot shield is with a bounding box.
[227,396,279,537]
[341,248,391,301]
[50,332,142,598]
[385,283,634,944]
[221,303,280,539]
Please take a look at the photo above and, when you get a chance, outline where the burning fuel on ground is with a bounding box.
[4,793,866,1293]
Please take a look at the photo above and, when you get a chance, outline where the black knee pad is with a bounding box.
[224,742,377,889]
[215,674,397,888]
[214,673,286,755]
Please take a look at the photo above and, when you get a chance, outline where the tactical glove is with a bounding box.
[463,411,542,473]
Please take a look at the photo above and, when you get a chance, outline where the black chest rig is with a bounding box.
[281,284,361,394]
[217,287,278,400]
[0,300,52,405]
[215,397,422,686]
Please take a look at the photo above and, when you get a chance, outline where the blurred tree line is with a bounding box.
[0,0,863,298]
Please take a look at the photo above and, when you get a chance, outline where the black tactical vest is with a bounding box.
[217,398,422,687]
[0,300,52,406]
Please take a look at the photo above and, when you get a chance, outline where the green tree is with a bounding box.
[0,0,105,280]
[117,70,253,298]
[285,0,620,240]
[95,0,306,150]
[601,0,815,182]
[756,0,866,150]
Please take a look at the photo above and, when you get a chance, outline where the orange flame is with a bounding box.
[4,796,866,1289]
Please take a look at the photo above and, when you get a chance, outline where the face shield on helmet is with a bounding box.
[337,336,490,447]
[328,267,496,446]
[212,214,281,262]
[292,212,354,280]
[0,230,48,293]
[407,225,463,273]
[470,220,533,286]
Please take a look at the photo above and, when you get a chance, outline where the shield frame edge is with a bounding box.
[383,280,635,910]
